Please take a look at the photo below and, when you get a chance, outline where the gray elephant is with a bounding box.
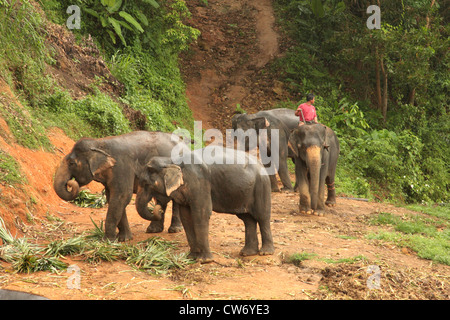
[288,124,340,216]
[136,146,274,262]
[53,131,189,241]
[232,108,298,192]
[0,289,49,300]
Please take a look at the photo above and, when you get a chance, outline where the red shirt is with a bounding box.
[296,103,317,122]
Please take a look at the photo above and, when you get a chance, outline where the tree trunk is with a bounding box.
[408,87,416,105]
[426,0,436,29]
[379,53,388,123]
[375,47,382,111]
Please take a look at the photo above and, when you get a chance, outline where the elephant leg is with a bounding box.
[314,180,326,216]
[178,205,196,252]
[268,174,280,192]
[256,215,274,256]
[117,209,133,241]
[105,190,133,241]
[279,160,293,192]
[325,176,337,207]
[291,158,299,192]
[279,147,293,192]
[179,205,212,262]
[168,201,183,233]
[236,214,259,256]
[296,165,312,214]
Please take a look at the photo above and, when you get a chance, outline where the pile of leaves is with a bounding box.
[71,189,107,208]
[0,217,192,274]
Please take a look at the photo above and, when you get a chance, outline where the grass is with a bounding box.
[286,252,317,266]
[284,251,368,266]
[368,208,450,266]
[0,216,193,274]
[0,149,23,185]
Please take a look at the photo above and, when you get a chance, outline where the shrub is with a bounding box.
[72,89,131,136]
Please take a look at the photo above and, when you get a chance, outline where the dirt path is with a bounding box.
[181,0,288,132]
[1,185,448,300]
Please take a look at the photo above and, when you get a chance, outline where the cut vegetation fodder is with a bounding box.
[0,217,193,274]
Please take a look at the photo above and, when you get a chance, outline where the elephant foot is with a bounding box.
[117,232,133,242]
[300,209,313,215]
[168,225,183,233]
[314,209,325,217]
[326,201,336,207]
[259,245,275,256]
[240,246,259,257]
[188,251,214,263]
[281,187,294,193]
[146,221,164,233]
[271,187,281,192]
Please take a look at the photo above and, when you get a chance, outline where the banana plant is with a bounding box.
[82,0,158,46]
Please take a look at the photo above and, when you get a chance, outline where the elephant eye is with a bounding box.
[68,160,77,168]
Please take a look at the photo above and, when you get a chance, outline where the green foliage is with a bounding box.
[0,150,23,185]
[72,88,131,136]
[60,0,199,52]
[71,189,107,208]
[368,209,450,265]
[274,0,449,204]
[108,38,193,131]
[0,216,193,274]
[80,0,148,46]
[286,252,317,266]
[0,99,52,150]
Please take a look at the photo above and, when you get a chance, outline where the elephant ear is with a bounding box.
[88,148,116,180]
[163,165,184,197]
[288,130,299,157]
[322,126,330,151]
[254,117,270,130]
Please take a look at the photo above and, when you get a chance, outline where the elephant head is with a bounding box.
[231,113,271,151]
[288,124,330,211]
[136,157,187,221]
[53,139,116,201]
[231,113,271,131]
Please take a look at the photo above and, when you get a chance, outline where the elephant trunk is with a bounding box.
[53,157,80,201]
[306,146,321,211]
[135,186,163,221]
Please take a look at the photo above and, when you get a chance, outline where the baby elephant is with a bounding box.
[136,147,274,262]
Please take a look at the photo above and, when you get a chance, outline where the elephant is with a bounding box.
[231,108,298,192]
[0,289,49,300]
[288,124,340,216]
[53,131,189,241]
[233,108,299,130]
[135,146,274,262]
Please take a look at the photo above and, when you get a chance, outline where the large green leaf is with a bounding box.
[142,0,160,9]
[106,0,122,13]
[119,11,144,33]
[310,0,325,18]
[106,29,117,44]
[82,7,100,18]
[136,10,149,27]
[108,17,126,46]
